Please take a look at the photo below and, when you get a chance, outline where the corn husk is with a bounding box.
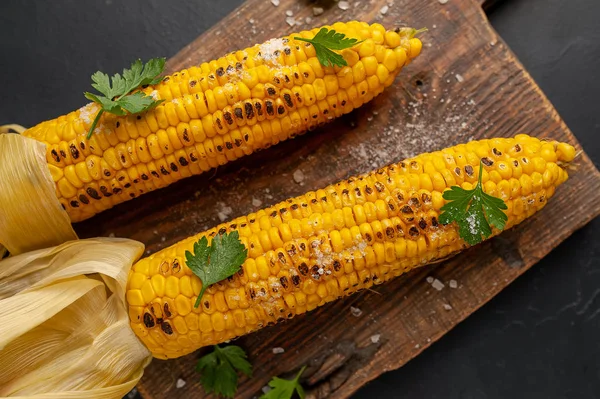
[0,238,152,398]
[0,133,77,255]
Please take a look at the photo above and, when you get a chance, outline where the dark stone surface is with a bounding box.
[0,0,598,398]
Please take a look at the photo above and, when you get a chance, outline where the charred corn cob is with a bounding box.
[21,22,423,223]
[126,134,576,359]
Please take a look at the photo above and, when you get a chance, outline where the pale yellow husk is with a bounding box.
[0,133,77,255]
[0,238,152,398]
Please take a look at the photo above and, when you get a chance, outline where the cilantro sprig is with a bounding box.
[294,28,362,67]
[439,161,508,245]
[260,366,307,399]
[185,231,247,308]
[84,58,165,139]
[196,344,252,398]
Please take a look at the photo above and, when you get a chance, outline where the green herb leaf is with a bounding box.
[294,28,362,67]
[84,57,166,139]
[185,231,247,308]
[260,366,307,399]
[196,344,252,398]
[439,162,508,245]
[116,92,160,114]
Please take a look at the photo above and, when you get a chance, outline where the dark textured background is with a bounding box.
[1,0,598,397]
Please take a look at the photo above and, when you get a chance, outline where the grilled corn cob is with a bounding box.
[126,134,576,359]
[20,22,423,223]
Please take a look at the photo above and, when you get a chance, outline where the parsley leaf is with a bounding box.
[185,231,247,308]
[439,161,508,245]
[294,28,363,67]
[196,344,252,398]
[260,366,307,399]
[83,57,166,139]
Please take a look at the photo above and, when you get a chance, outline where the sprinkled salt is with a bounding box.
[262,385,272,394]
[443,304,453,310]
[380,5,389,15]
[286,16,296,27]
[252,197,262,207]
[466,213,479,235]
[350,306,363,317]
[293,169,305,184]
[258,38,287,63]
[217,203,233,222]
[415,343,421,349]
[438,0,449,4]
[426,276,434,283]
[285,10,293,16]
[449,279,458,289]
[249,18,255,24]
[455,74,464,83]
[338,1,350,10]
[271,0,280,6]
[272,347,285,354]
[313,7,324,16]
[370,334,381,343]
[432,279,445,291]
[78,102,101,125]
[176,379,186,389]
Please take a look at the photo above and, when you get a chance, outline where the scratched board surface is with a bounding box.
[74,0,600,397]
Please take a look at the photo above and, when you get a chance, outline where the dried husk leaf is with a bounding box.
[0,133,77,255]
[0,238,152,399]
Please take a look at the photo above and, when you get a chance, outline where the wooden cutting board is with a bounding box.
[75,0,600,397]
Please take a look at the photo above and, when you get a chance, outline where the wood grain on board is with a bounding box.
[74,0,600,397]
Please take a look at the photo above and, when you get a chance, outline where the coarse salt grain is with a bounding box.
[432,279,445,291]
[380,5,389,14]
[370,334,381,343]
[285,10,293,16]
[313,7,324,16]
[272,347,285,354]
[449,279,458,288]
[262,385,272,394]
[443,304,453,310]
[252,197,262,207]
[438,0,449,3]
[271,0,279,6]
[305,16,312,24]
[176,379,186,389]
[350,306,362,317]
[338,1,350,10]
[426,276,434,283]
[293,169,305,184]
[286,17,296,27]
[455,74,464,83]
